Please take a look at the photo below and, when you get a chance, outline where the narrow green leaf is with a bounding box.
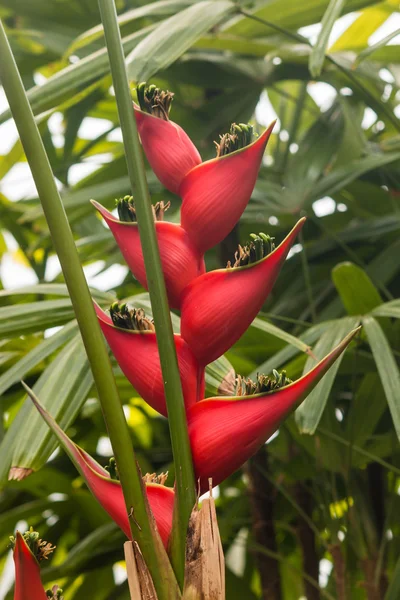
[309,0,345,77]
[295,317,360,434]
[371,300,400,319]
[0,27,155,124]
[0,283,113,301]
[0,320,77,397]
[0,299,74,338]
[252,317,314,355]
[126,1,234,81]
[249,321,333,379]
[356,27,400,65]
[332,262,383,315]
[66,0,194,56]
[0,335,92,484]
[311,152,400,200]
[363,315,400,440]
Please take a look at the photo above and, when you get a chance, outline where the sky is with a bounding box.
[0,8,399,598]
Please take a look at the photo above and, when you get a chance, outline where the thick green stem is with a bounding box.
[0,19,178,599]
[97,0,196,587]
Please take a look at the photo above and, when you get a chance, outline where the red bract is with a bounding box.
[188,328,360,491]
[94,303,203,416]
[29,393,174,548]
[92,200,204,309]
[13,532,47,600]
[181,218,305,365]
[134,105,202,195]
[179,122,275,254]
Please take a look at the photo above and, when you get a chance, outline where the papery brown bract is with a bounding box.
[181,218,305,365]
[94,303,203,416]
[92,201,205,309]
[180,122,275,254]
[134,105,202,195]
[188,327,360,492]
[13,532,47,600]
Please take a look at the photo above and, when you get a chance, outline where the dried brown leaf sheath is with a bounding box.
[183,491,225,600]
[125,541,158,600]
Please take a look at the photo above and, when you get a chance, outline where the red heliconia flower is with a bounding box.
[179,121,275,254]
[134,104,201,195]
[12,532,47,600]
[188,327,360,492]
[92,200,204,310]
[181,218,305,365]
[28,389,174,548]
[94,302,203,416]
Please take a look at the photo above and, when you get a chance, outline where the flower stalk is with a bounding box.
[97,0,196,587]
[0,18,176,600]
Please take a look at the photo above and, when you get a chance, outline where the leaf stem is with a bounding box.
[97,0,196,587]
[0,18,177,599]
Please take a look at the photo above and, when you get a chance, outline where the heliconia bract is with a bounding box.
[188,327,360,491]
[94,302,203,416]
[13,532,47,600]
[27,389,175,548]
[179,122,275,254]
[92,200,205,309]
[134,105,202,195]
[180,218,306,365]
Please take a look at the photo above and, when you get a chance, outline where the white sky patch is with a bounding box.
[113,563,127,585]
[85,263,129,291]
[255,90,278,129]
[369,13,400,46]
[307,82,337,111]
[313,197,336,217]
[96,436,113,456]
[319,558,333,587]
[78,117,113,140]
[108,127,123,142]
[362,107,378,129]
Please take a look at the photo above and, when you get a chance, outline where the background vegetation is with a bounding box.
[0,0,400,598]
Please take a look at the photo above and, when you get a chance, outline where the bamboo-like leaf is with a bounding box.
[0,283,112,301]
[0,27,155,124]
[0,320,77,397]
[332,262,383,315]
[371,300,400,319]
[0,299,74,338]
[355,27,400,65]
[309,0,345,78]
[0,335,92,484]
[65,0,195,56]
[225,0,378,37]
[252,317,314,355]
[310,152,400,200]
[363,315,400,440]
[126,1,235,81]
[295,317,360,434]
[249,321,333,379]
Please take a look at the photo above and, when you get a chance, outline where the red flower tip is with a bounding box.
[188,327,360,492]
[94,302,202,415]
[26,388,174,548]
[13,532,47,600]
[91,200,204,309]
[134,105,202,194]
[180,121,276,254]
[181,218,305,365]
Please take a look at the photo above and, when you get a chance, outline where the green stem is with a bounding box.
[0,19,177,599]
[97,0,196,587]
